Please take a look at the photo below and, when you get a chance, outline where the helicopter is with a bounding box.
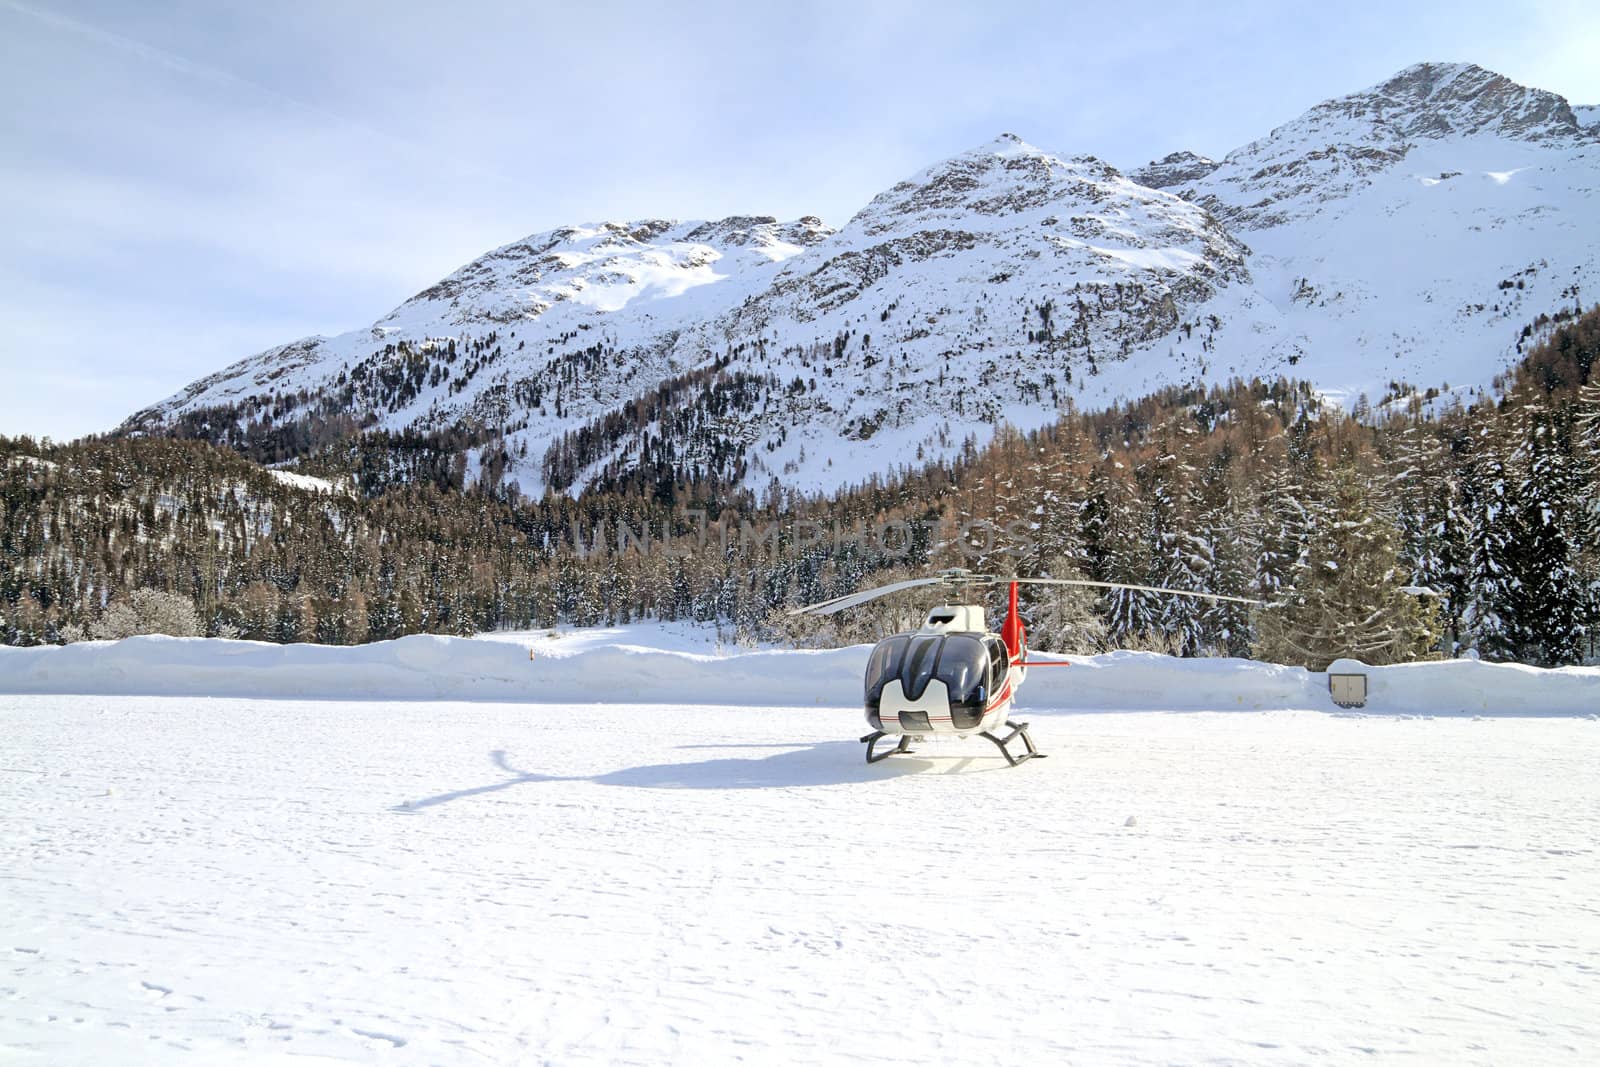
[789,569,1262,767]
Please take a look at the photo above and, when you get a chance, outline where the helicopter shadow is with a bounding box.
[598,741,929,789]
[394,741,1004,810]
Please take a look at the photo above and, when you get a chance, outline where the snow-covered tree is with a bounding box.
[1138,447,1212,655]
[1194,453,1259,657]
[1022,555,1107,654]
[87,589,203,641]
[1254,467,1440,669]
[1506,408,1585,664]
[1082,463,1157,644]
[1460,429,1519,660]
[1255,462,1314,605]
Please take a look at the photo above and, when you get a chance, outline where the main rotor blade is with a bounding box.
[1011,577,1263,606]
[787,577,949,616]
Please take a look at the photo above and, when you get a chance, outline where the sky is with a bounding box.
[3,0,1598,442]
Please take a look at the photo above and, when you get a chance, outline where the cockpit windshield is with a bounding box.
[865,632,990,706]
[864,635,909,703]
[901,635,942,700]
[933,634,987,706]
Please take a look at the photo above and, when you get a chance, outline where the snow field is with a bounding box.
[3,696,1598,1064]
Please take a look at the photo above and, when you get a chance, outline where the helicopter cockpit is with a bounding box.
[864,631,1008,733]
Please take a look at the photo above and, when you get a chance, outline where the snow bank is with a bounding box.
[1354,656,1600,716]
[0,634,865,705]
[1034,651,1599,716]
[2,631,1597,715]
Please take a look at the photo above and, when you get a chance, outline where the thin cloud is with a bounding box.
[0,0,523,190]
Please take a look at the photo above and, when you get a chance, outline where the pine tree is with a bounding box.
[1143,449,1212,655]
[1083,463,1156,644]
[1023,555,1106,653]
[1507,408,1584,664]
[1574,383,1600,659]
[1255,467,1440,668]
[1461,429,1519,659]
[1255,462,1313,605]
[1194,453,1257,656]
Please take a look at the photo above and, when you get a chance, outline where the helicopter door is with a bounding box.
[985,636,1009,700]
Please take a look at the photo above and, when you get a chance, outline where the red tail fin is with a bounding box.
[1001,580,1026,664]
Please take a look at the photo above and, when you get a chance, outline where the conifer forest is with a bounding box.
[5,308,1598,668]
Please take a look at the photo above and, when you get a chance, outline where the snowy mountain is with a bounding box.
[123,62,1599,494]
[1177,62,1589,230]
[139,215,834,449]
[643,134,1261,485]
[1147,62,1600,405]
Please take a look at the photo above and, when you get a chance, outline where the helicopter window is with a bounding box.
[899,634,943,700]
[933,634,987,706]
[986,637,1010,692]
[864,635,910,700]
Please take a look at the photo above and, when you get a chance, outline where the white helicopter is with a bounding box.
[789,569,1261,767]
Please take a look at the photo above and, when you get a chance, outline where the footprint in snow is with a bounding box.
[350,1027,408,1048]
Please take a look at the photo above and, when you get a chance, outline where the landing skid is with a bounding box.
[979,720,1046,767]
[860,731,913,763]
[859,722,1046,766]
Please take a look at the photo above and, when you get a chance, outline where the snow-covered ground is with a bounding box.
[265,469,348,495]
[3,695,1598,1064]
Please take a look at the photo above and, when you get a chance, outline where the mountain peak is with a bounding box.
[1382,60,1484,92]
[848,134,1132,234]
[1311,61,1582,143]
[972,131,1036,155]
[1159,60,1594,230]
[1130,150,1220,189]
[363,213,833,332]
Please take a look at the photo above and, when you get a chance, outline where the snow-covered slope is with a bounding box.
[381,216,833,333]
[123,62,1599,492]
[654,134,1264,485]
[134,215,835,457]
[124,137,1261,493]
[1152,62,1600,401]
[1178,62,1589,229]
